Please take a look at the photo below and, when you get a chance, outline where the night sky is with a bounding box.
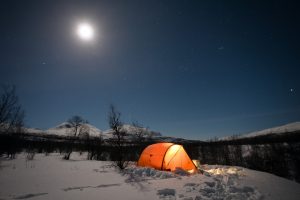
[1,0,299,140]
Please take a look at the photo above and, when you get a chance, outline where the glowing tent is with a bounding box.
[137,143,198,173]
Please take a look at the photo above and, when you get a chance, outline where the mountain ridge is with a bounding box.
[22,121,300,142]
[221,121,300,141]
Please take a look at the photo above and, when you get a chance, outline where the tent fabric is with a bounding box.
[137,143,197,172]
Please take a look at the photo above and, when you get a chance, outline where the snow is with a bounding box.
[23,122,162,140]
[0,153,148,200]
[242,122,300,138]
[46,122,103,138]
[239,168,300,200]
[220,122,300,140]
[1,153,300,200]
[102,124,161,138]
[24,127,44,134]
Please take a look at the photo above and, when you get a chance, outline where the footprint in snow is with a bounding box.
[204,181,215,188]
[93,169,109,173]
[63,183,121,192]
[157,188,176,200]
[13,193,48,199]
[183,183,199,193]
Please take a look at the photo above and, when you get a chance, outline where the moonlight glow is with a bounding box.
[77,23,94,41]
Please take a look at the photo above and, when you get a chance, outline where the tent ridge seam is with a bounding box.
[160,143,175,170]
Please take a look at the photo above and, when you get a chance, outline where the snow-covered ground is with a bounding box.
[1,153,300,200]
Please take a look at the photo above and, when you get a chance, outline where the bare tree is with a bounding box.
[108,104,128,170]
[63,115,89,160]
[131,121,146,143]
[131,121,151,158]
[0,85,25,134]
[67,115,88,137]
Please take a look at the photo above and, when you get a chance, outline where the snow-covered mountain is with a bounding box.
[24,122,162,140]
[23,122,103,138]
[241,122,300,138]
[46,122,103,138]
[23,122,194,143]
[221,122,300,140]
[23,121,300,142]
[102,124,161,139]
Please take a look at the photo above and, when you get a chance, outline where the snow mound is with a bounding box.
[204,165,245,176]
[125,167,176,179]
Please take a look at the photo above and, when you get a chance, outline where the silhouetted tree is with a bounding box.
[108,104,128,169]
[0,85,25,134]
[67,115,89,137]
[131,121,149,157]
[63,115,89,160]
[131,121,147,143]
[0,85,25,159]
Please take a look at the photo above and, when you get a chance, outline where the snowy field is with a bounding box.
[1,153,300,200]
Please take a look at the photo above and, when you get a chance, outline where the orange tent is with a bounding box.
[137,143,198,173]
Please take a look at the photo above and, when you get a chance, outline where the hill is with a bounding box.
[220,122,300,142]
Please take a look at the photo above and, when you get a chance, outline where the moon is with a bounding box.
[76,23,94,41]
